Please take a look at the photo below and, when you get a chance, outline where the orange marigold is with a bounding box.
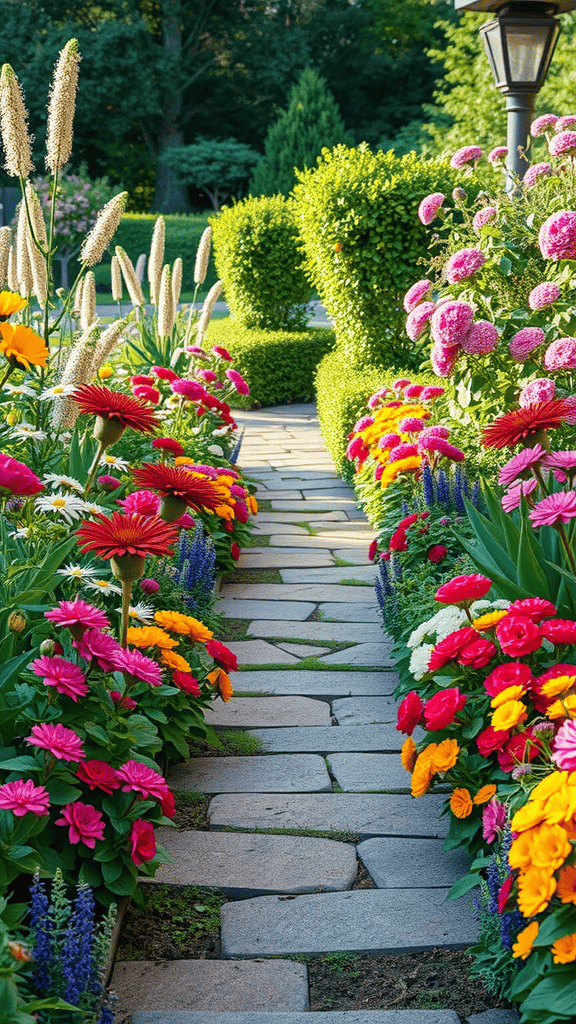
[517,866,557,917]
[473,784,497,805]
[429,737,459,773]
[0,323,48,370]
[450,788,473,819]
[529,823,571,872]
[512,921,539,960]
[552,932,576,964]
[556,865,576,903]
[126,625,178,650]
[401,736,417,773]
[161,649,192,673]
[154,609,213,643]
[208,666,233,702]
[411,748,436,798]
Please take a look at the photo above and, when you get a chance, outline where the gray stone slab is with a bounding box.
[253,491,303,500]
[327,754,409,793]
[246,621,385,643]
[168,754,332,793]
[248,725,404,754]
[255,512,348,523]
[266,535,368,549]
[216,599,316,621]
[206,696,331,728]
[233,671,398,697]
[280,566,375,583]
[314,522,372,533]
[466,1013,520,1024]
[252,524,310,536]
[320,644,394,668]
[257,478,343,491]
[220,888,478,957]
[208,792,449,839]
[332,697,400,725]
[272,500,359,512]
[132,1013,461,1024]
[331,548,373,565]
[114,959,309,1013]
[357,839,470,889]
[319,602,381,623]
[150,830,357,895]
[237,550,334,569]
[276,642,331,657]
[221,584,376,603]
[226,641,299,666]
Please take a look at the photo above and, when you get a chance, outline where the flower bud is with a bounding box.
[8,610,26,633]
[39,638,57,656]
[452,187,467,204]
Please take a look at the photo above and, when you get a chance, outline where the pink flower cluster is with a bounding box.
[539,210,576,261]
[445,247,485,284]
[488,147,507,165]
[403,279,432,313]
[528,282,561,310]
[473,207,497,232]
[509,327,545,362]
[544,336,576,370]
[450,146,482,169]
[417,193,445,226]
[531,114,558,136]
[549,131,576,158]
[523,162,552,189]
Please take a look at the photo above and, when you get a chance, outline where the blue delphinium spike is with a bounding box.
[422,462,435,507]
[375,575,385,612]
[401,499,409,515]
[29,873,53,994]
[61,884,95,1005]
[392,555,403,581]
[471,480,481,508]
[437,468,450,507]
[453,468,465,513]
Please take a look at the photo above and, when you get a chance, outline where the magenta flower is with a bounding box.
[212,345,233,361]
[509,327,545,362]
[406,301,435,341]
[519,378,556,407]
[556,116,576,132]
[0,454,43,497]
[531,113,558,136]
[97,475,122,491]
[544,336,576,370]
[378,432,401,450]
[115,760,169,800]
[528,282,561,310]
[488,146,508,164]
[31,655,88,702]
[171,379,208,401]
[129,819,156,866]
[549,130,576,157]
[420,386,445,402]
[45,599,110,640]
[417,192,445,226]
[112,648,163,687]
[26,722,85,762]
[529,490,576,527]
[225,369,249,396]
[473,207,497,232]
[498,443,545,488]
[482,798,507,843]
[431,342,460,378]
[403,279,432,314]
[54,801,105,848]
[389,443,419,462]
[152,365,179,382]
[542,451,576,485]
[133,384,160,404]
[392,378,411,391]
[450,145,482,169]
[417,436,465,462]
[461,320,499,355]
[564,396,576,426]
[501,478,538,512]
[431,301,474,347]
[420,425,450,440]
[523,162,552,188]
[445,247,485,284]
[141,578,160,594]
[551,720,576,771]
[353,415,374,432]
[404,384,424,399]
[74,629,122,672]
[117,489,161,516]
[398,417,425,434]
[539,210,576,261]
[0,779,50,817]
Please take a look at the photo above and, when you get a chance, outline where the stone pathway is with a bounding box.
[113,403,488,1024]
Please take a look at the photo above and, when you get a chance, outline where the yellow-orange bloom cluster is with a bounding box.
[154,609,213,643]
[349,401,428,491]
[411,738,460,797]
[208,666,233,702]
[173,459,253,524]
[126,625,178,650]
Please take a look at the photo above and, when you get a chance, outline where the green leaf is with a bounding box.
[446,872,481,901]
[45,780,82,805]
[0,756,38,773]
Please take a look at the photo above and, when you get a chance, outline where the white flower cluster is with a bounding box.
[407,599,510,681]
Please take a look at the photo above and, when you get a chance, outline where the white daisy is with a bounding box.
[38,384,77,401]
[9,526,29,539]
[85,578,122,596]
[42,473,84,493]
[115,601,155,625]
[34,492,87,522]
[98,454,130,472]
[12,423,47,441]
[56,564,99,581]
[3,383,36,397]
[81,501,107,516]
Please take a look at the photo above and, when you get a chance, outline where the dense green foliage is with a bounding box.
[205,319,335,408]
[107,214,217,293]
[210,195,312,329]
[250,68,352,197]
[162,139,261,211]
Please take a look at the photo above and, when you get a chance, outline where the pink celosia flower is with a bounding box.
[519,378,556,407]
[374,463,384,481]
[420,425,450,440]
[529,490,576,527]
[0,779,50,816]
[473,207,497,232]
[112,647,163,687]
[398,417,426,434]
[417,436,465,461]
[388,443,419,462]
[225,369,249,396]
[197,369,217,382]
[367,387,392,409]
[26,722,85,762]
[117,490,161,516]
[529,282,561,310]
[445,247,485,284]
[539,210,576,260]
[31,655,88,702]
[417,193,445,225]
[431,342,460,378]
[175,512,195,530]
[404,384,424,399]
[403,279,432,313]
[131,375,154,387]
[171,379,208,401]
[420,386,445,402]
[0,454,43,497]
[54,801,105,848]
[378,432,401,450]
[555,115,576,132]
[431,301,474,347]
[509,327,545,361]
[212,345,233,361]
[346,436,369,462]
[544,336,576,370]
[132,384,160,404]
[523,162,552,188]
[498,443,545,488]
[152,366,179,382]
[186,346,207,357]
[488,146,508,164]
[115,760,169,800]
[531,113,558,136]
[461,320,499,355]
[74,629,122,672]
[353,415,374,433]
[406,301,435,341]
[97,475,121,491]
[450,145,482,169]
[549,130,576,157]
[551,720,576,770]
[482,798,507,843]
[45,599,110,640]
[392,378,411,391]
[501,478,538,512]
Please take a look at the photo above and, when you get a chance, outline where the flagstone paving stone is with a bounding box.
[220,888,478,957]
[331,548,373,564]
[271,500,360,512]
[280,566,375,583]
[132,1011,462,1024]
[252,491,304,500]
[206,696,331,728]
[275,642,331,658]
[216,599,316,620]
[237,550,334,569]
[246,621,385,643]
[226,641,299,665]
[220,584,377,603]
[319,644,394,667]
[233,671,398,697]
[265,535,368,549]
[318,602,381,623]
[247,724,403,753]
[357,839,470,889]
[168,754,332,793]
[113,959,309,1013]
[254,512,348,523]
[251,524,310,536]
[332,697,400,725]
[208,792,450,838]
[149,830,357,895]
[327,754,410,793]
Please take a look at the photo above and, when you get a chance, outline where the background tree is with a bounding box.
[162,139,261,210]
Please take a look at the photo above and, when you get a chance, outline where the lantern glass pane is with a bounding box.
[504,23,550,83]
[482,21,506,83]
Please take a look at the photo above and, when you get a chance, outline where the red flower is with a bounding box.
[76,511,178,560]
[496,616,542,657]
[482,399,570,449]
[0,454,43,496]
[151,437,185,457]
[497,728,543,773]
[507,597,556,623]
[74,384,159,433]
[540,618,576,644]
[368,538,378,561]
[396,691,424,735]
[477,726,509,757]
[457,637,497,669]
[132,463,223,513]
[435,574,492,605]
[428,627,477,672]
[161,789,176,818]
[398,514,419,530]
[110,691,137,711]
[129,819,156,866]
[389,527,408,551]
[172,671,201,696]
[76,760,120,795]
[497,874,515,913]
[230,542,240,560]
[483,662,533,697]
[427,545,447,563]
[206,639,237,673]
[423,688,467,730]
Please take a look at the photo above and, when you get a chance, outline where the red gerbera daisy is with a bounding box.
[75,512,178,581]
[482,400,571,449]
[74,384,159,446]
[151,437,185,457]
[132,462,223,522]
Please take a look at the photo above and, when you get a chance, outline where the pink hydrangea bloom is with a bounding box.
[523,162,552,188]
[54,801,105,848]
[531,114,558,136]
[115,760,169,801]
[551,719,576,770]
[45,599,110,640]
[461,320,499,355]
[528,282,561,310]
[0,454,43,497]
[392,378,411,390]
[31,655,88,702]
[549,130,576,157]
[225,369,249,395]
[519,378,556,407]
[488,147,508,164]
[112,648,163,687]
[398,417,426,434]
[501,478,538,512]
[346,436,368,462]
[417,193,445,226]
[404,384,424,399]
[544,336,576,370]
[431,342,460,378]
[27,722,85,762]
[117,489,161,516]
[529,490,576,527]
[498,443,545,487]
[378,432,401,450]
[367,387,392,410]
[388,444,419,462]
[482,798,507,843]
[420,425,450,440]
[473,207,497,232]
[420,386,445,402]
[74,629,122,672]
[0,779,50,817]
[539,210,576,260]
[406,301,435,341]
[450,145,482,169]
[403,279,432,313]
[445,247,485,284]
[509,327,545,362]
[431,301,474,347]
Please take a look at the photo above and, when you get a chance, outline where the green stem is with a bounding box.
[83,440,106,497]
[554,521,576,575]
[50,262,88,336]
[120,579,132,648]
[0,363,15,390]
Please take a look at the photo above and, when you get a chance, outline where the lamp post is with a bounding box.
[455,1,576,189]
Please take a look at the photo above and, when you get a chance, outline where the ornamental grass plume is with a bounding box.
[80,270,96,331]
[16,201,32,297]
[148,216,164,304]
[24,183,47,303]
[194,226,211,285]
[0,64,34,179]
[90,317,129,374]
[0,227,11,289]
[6,245,17,293]
[45,39,80,174]
[196,279,222,342]
[80,191,128,267]
[50,324,101,430]
[111,253,122,301]
[114,245,144,306]
[73,275,84,316]
[172,256,183,313]
[157,264,173,337]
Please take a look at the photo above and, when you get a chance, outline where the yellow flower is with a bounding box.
[0,290,26,319]
[473,784,497,805]
[517,866,556,917]
[547,695,576,719]
[98,364,114,380]
[556,865,576,904]
[246,494,258,515]
[154,609,213,643]
[161,649,191,672]
[542,786,576,825]
[126,625,179,650]
[541,674,576,698]
[401,736,417,773]
[472,610,508,631]
[529,823,571,871]
[552,933,576,964]
[512,921,539,960]
[509,830,536,871]
[214,502,234,520]
[511,800,547,834]
[491,685,527,708]
[0,323,48,370]
[450,788,473,818]
[491,700,527,732]
[208,666,233,702]
[411,746,437,797]
[429,737,459,773]
[531,771,569,804]
[380,455,422,488]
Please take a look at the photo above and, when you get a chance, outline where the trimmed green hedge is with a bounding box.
[101,213,217,293]
[205,318,335,409]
